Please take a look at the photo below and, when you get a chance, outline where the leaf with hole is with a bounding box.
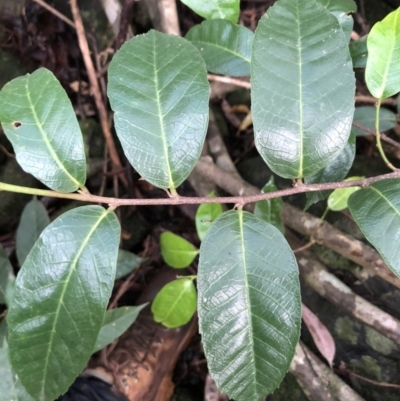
[7,205,121,401]
[328,176,363,211]
[195,191,223,241]
[151,278,197,328]
[186,20,253,77]
[93,304,147,353]
[365,7,400,99]
[305,132,355,209]
[198,210,301,400]
[251,0,355,179]
[0,68,86,192]
[254,176,284,233]
[108,31,209,190]
[180,0,240,23]
[0,244,15,306]
[16,197,50,266]
[115,250,144,280]
[160,231,198,269]
[350,35,368,68]
[348,179,400,277]
[352,106,397,137]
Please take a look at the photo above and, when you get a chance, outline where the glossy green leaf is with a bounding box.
[352,106,397,136]
[115,250,144,280]
[251,0,355,179]
[186,20,253,77]
[0,339,34,401]
[328,176,363,211]
[195,191,223,241]
[254,176,284,233]
[16,197,50,266]
[305,132,355,208]
[365,8,400,99]
[180,0,240,23]
[350,35,368,68]
[7,206,121,401]
[108,31,209,190]
[151,278,197,328]
[160,232,198,269]
[198,210,301,400]
[0,68,86,192]
[348,179,400,277]
[93,304,147,353]
[0,244,14,306]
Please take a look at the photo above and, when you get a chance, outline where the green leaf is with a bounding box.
[348,179,400,277]
[327,176,363,211]
[115,250,144,280]
[350,35,368,68]
[365,8,400,99]
[7,206,121,401]
[0,244,15,306]
[186,20,254,77]
[180,0,240,23]
[195,191,223,241]
[305,132,356,208]
[93,304,147,353]
[160,232,199,269]
[0,318,7,348]
[198,210,301,400]
[151,278,197,328]
[16,197,50,266]
[0,339,35,401]
[108,31,209,190]
[0,68,86,192]
[251,0,355,179]
[352,106,397,137]
[254,176,284,233]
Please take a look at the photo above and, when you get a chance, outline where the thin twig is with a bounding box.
[355,95,397,107]
[32,0,76,28]
[342,369,400,389]
[70,0,128,187]
[352,122,400,150]
[207,74,251,89]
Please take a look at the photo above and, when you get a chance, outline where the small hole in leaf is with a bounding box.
[13,122,22,128]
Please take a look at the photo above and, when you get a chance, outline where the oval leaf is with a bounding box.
[108,31,209,190]
[115,249,144,280]
[352,106,397,137]
[365,8,400,99]
[251,0,355,179]
[186,20,253,77]
[0,68,86,192]
[198,210,301,400]
[348,179,400,277]
[94,304,147,353]
[0,245,14,306]
[195,191,223,241]
[7,206,121,401]
[350,35,368,68]
[151,278,197,328]
[160,231,199,269]
[16,197,50,266]
[327,176,363,211]
[180,0,240,23]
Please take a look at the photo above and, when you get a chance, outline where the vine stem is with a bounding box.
[1,168,399,208]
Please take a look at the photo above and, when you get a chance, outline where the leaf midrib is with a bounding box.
[369,185,400,218]
[191,38,250,63]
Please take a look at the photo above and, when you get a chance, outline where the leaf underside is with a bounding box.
[180,0,240,23]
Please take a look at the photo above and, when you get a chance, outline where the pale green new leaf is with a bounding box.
[108,31,209,190]
[198,210,301,400]
[327,176,363,211]
[151,278,197,328]
[348,179,400,277]
[0,68,86,192]
[365,7,400,99]
[16,197,50,266]
[115,250,144,280]
[93,304,147,353]
[350,35,368,68]
[0,244,14,306]
[254,176,284,233]
[251,0,355,179]
[160,232,199,269]
[352,106,397,136]
[186,20,253,77]
[7,206,121,401]
[195,191,223,241]
[0,339,34,401]
[305,132,355,208]
[180,0,240,23]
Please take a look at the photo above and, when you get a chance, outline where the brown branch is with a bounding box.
[352,122,400,150]
[355,95,397,107]
[207,74,251,89]
[69,0,128,187]
[115,0,135,50]
[32,0,76,28]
